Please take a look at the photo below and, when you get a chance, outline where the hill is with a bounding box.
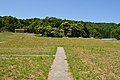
[0,16,120,39]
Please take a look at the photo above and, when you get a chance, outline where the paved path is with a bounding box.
[48,47,73,80]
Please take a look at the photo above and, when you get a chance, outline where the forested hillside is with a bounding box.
[0,16,120,39]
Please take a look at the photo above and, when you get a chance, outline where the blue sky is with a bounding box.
[0,0,120,23]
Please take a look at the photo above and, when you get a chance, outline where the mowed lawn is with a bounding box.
[1,32,120,80]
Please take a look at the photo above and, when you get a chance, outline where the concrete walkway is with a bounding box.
[48,47,73,80]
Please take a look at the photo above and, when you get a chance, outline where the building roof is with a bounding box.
[101,38,117,40]
[15,29,24,30]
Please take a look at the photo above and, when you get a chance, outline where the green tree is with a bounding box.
[112,26,120,40]
[60,22,71,37]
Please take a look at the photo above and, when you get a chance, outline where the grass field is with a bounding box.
[0,32,55,80]
[0,56,54,80]
[0,32,56,55]
[0,32,120,80]
[64,39,120,80]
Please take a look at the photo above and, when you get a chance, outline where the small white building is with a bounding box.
[15,29,24,33]
[101,38,117,40]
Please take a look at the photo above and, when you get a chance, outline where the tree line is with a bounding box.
[0,16,120,39]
